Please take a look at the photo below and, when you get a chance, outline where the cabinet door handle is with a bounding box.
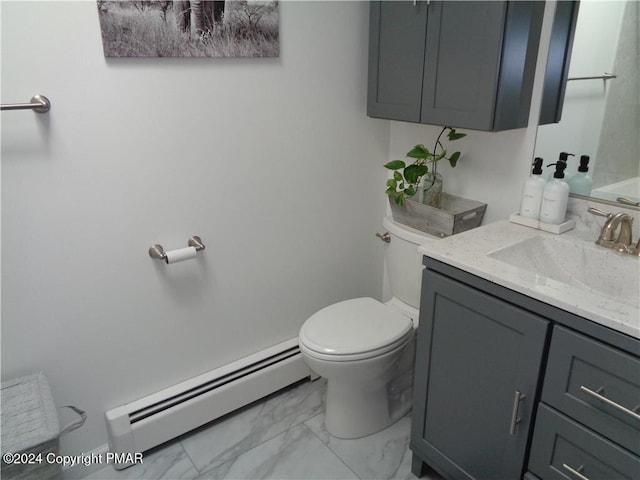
[562,463,590,480]
[580,385,640,421]
[509,390,525,435]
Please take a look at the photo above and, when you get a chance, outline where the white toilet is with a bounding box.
[299,216,436,439]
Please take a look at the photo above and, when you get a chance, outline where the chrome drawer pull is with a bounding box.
[509,390,525,435]
[580,385,640,421]
[562,463,590,480]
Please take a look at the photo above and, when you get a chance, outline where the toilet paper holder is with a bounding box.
[149,236,205,262]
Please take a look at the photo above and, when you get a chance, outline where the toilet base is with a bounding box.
[324,378,412,439]
[320,338,415,439]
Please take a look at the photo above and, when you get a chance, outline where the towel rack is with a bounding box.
[1,94,51,113]
[568,72,617,82]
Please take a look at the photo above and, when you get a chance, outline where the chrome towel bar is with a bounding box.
[1,94,51,113]
[568,72,617,81]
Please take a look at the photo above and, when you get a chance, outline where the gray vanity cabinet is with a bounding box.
[410,267,549,479]
[527,327,640,480]
[540,326,640,457]
[367,1,545,131]
[528,405,640,480]
[412,257,640,480]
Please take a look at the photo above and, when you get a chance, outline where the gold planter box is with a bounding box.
[389,193,486,238]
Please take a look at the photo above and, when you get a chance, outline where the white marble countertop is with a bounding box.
[418,220,640,339]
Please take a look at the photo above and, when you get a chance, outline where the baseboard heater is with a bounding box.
[105,337,310,469]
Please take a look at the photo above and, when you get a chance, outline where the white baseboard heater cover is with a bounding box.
[105,337,310,469]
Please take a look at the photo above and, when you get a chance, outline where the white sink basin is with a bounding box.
[488,235,640,309]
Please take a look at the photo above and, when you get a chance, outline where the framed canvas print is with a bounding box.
[97,1,279,57]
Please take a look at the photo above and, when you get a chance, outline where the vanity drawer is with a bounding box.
[529,404,640,480]
[542,326,640,455]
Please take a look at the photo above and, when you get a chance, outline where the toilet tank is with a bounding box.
[382,216,439,309]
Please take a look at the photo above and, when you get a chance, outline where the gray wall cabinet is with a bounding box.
[367,1,545,131]
[412,258,640,480]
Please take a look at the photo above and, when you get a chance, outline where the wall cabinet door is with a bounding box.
[410,269,549,479]
[367,1,545,131]
[367,0,428,122]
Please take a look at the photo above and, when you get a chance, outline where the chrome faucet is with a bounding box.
[588,208,638,255]
[600,212,633,250]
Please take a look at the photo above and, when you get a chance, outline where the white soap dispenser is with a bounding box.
[540,158,570,225]
[519,157,546,220]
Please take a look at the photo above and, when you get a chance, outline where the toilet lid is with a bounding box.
[300,298,413,358]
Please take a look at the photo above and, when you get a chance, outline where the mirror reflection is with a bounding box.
[534,0,639,205]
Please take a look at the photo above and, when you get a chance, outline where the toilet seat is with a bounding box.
[299,297,413,362]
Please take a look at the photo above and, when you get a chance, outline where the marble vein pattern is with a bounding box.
[417,216,640,338]
[180,378,327,473]
[304,413,418,480]
[84,442,199,480]
[197,424,358,479]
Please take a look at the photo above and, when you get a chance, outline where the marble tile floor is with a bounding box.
[85,378,443,480]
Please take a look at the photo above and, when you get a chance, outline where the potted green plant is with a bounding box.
[384,126,466,208]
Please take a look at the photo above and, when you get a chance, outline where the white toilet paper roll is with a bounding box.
[164,246,197,264]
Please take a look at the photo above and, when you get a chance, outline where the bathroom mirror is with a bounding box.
[533,0,639,208]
